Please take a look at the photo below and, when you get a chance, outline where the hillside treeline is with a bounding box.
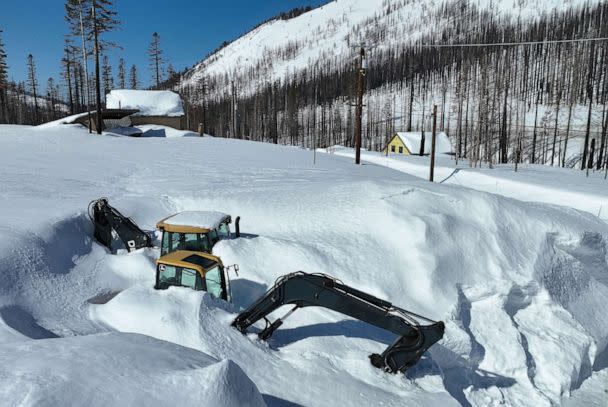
[179,0,608,170]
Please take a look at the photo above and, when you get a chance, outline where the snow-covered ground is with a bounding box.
[0,122,607,406]
[0,332,266,407]
[327,146,608,221]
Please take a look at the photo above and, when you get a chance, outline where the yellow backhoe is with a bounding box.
[88,198,444,373]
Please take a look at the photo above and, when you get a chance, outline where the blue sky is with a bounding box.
[1,0,327,88]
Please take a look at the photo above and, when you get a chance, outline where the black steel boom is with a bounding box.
[88,198,153,253]
[232,272,444,373]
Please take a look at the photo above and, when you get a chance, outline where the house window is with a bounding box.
[391,145,395,152]
[399,146,403,154]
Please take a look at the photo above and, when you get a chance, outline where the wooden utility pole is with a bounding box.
[429,105,438,182]
[354,47,365,165]
[587,138,596,177]
[231,80,237,138]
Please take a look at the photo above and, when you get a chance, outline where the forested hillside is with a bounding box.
[174,0,608,169]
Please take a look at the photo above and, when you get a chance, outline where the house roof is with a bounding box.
[106,90,185,117]
[394,132,452,154]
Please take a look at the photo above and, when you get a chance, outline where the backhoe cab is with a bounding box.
[155,250,230,301]
[156,211,240,256]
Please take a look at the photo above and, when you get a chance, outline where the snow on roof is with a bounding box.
[106,90,184,117]
[395,132,452,154]
[161,211,230,230]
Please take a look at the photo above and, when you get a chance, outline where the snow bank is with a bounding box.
[0,332,266,407]
[106,89,184,117]
[0,123,607,406]
[35,111,89,128]
[328,146,608,219]
[135,124,198,137]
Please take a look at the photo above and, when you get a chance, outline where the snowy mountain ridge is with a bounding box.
[179,0,597,98]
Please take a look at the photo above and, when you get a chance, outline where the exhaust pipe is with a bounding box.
[235,216,241,238]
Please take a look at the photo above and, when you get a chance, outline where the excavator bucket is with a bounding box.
[232,272,444,373]
[88,198,153,253]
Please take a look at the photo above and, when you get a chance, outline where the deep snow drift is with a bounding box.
[0,332,266,407]
[0,123,607,406]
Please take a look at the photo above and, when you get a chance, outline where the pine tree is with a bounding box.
[148,32,164,88]
[27,54,40,123]
[117,57,126,89]
[102,54,113,96]
[129,64,138,89]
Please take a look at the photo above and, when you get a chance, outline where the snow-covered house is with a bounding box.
[383,132,452,155]
[105,90,186,130]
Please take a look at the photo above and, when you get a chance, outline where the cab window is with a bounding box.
[161,232,211,255]
[209,229,219,244]
[217,222,230,239]
[181,268,198,289]
[161,232,170,255]
[158,264,177,286]
[161,231,183,255]
[205,266,224,299]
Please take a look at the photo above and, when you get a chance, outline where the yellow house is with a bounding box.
[382,132,452,156]
[383,133,411,155]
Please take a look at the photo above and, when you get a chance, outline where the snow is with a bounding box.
[35,111,89,128]
[106,124,198,138]
[106,90,185,117]
[395,132,452,155]
[0,121,607,406]
[181,0,601,98]
[159,211,230,230]
[0,332,266,407]
[327,146,608,219]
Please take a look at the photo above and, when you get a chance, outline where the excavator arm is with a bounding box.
[232,272,444,373]
[88,198,153,253]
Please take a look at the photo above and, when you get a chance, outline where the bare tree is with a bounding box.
[148,32,164,88]
[0,28,9,123]
[27,54,40,123]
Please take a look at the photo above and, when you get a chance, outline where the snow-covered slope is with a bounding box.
[0,123,607,406]
[181,0,596,96]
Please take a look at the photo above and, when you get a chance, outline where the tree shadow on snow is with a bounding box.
[268,319,395,349]
[0,305,58,339]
